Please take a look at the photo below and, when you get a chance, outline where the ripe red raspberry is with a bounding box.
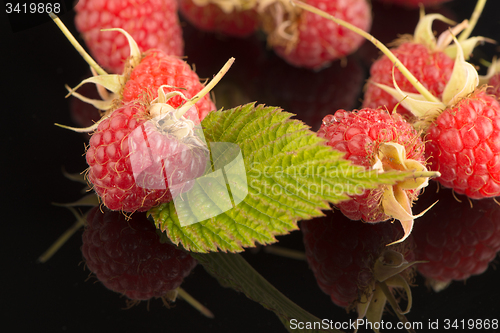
[357,2,457,67]
[362,42,454,117]
[178,0,259,37]
[318,109,426,231]
[299,0,498,200]
[55,24,217,132]
[374,0,451,8]
[424,90,500,199]
[261,0,371,69]
[75,0,183,73]
[86,100,209,212]
[82,207,197,300]
[53,17,235,212]
[412,183,500,291]
[301,212,416,317]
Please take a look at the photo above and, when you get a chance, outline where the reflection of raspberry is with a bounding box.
[82,207,197,300]
[259,56,363,131]
[488,73,500,99]
[178,0,259,37]
[412,183,500,290]
[75,0,183,73]
[301,212,416,311]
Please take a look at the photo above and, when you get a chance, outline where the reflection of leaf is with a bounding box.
[149,103,429,253]
[191,252,341,333]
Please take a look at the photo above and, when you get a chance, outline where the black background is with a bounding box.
[2,0,500,332]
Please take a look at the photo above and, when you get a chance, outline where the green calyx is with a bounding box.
[50,15,143,132]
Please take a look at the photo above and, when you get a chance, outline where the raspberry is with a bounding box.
[362,42,454,118]
[52,16,235,212]
[301,212,416,317]
[424,90,500,199]
[357,2,456,67]
[52,17,220,135]
[178,0,259,37]
[374,0,452,8]
[82,207,197,300]
[296,0,497,200]
[318,109,426,227]
[488,73,500,100]
[412,183,500,291]
[86,100,209,212]
[75,0,183,73]
[121,50,215,121]
[261,0,371,69]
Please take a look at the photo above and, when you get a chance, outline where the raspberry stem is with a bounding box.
[174,58,235,119]
[291,0,441,105]
[263,245,307,260]
[49,13,108,76]
[378,282,416,333]
[38,208,86,263]
[177,287,214,318]
[458,0,487,43]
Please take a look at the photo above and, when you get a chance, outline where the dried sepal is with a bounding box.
[442,35,479,106]
[372,142,438,244]
[413,12,456,50]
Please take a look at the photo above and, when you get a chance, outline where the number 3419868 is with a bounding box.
[6,3,61,14]
[444,319,498,330]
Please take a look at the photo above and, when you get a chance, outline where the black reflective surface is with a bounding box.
[3,0,500,332]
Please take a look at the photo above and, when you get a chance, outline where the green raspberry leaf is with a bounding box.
[149,103,428,253]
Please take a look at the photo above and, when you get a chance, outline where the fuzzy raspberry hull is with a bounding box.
[86,102,207,212]
[425,90,500,199]
[374,0,451,8]
[413,185,500,283]
[271,0,371,69]
[122,50,215,121]
[301,213,414,308]
[317,108,424,222]
[362,42,454,118]
[75,0,183,74]
[82,207,197,300]
[178,0,259,37]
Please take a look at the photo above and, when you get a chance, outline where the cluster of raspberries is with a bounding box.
[49,0,500,328]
